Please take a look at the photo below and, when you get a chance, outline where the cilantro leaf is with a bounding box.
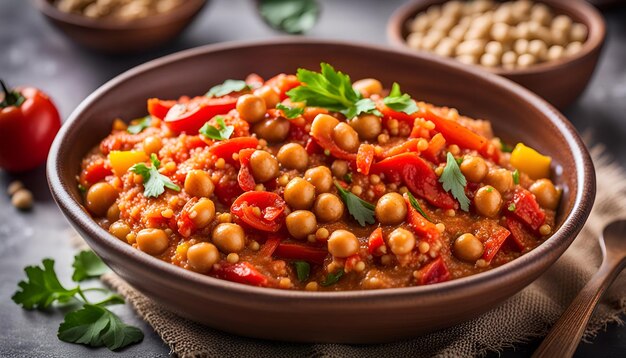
[258,0,319,34]
[407,192,432,222]
[126,116,152,135]
[12,259,78,310]
[58,304,143,351]
[512,169,520,185]
[72,251,109,282]
[320,268,344,287]
[293,261,310,282]
[130,154,180,198]
[334,182,375,226]
[382,82,418,115]
[439,152,470,211]
[206,79,250,98]
[276,103,304,119]
[199,116,234,141]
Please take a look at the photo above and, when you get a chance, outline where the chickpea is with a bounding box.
[284,177,316,209]
[142,136,162,155]
[249,150,279,182]
[474,185,503,217]
[86,182,117,217]
[528,39,548,60]
[547,45,565,61]
[480,53,500,67]
[136,228,169,255]
[184,170,214,198]
[252,117,290,142]
[453,233,484,262]
[187,242,220,272]
[460,156,488,183]
[514,39,529,55]
[236,94,266,123]
[485,168,514,193]
[332,122,360,153]
[304,166,333,193]
[286,210,317,239]
[570,23,588,42]
[277,143,308,170]
[375,193,408,225]
[189,198,216,228]
[313,193,344,222]
[485,41,503,56]
[253,86,280,109]
[517,53,537,68]
[502,51,518,67]
[331,160,349,179]
[456,39,485,56]
[109,220,131,240]
[388,228,416,255]
[349,114,382,140]
[566,41,583,57]
[529,178,560,210]
[353,78,383,97]
[327,229,359,258]
[106,203,120,222]
[212,223,245,253]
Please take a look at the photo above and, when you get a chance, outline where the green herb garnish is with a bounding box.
[500,139,514,153]
[508,203,516,211]
[382,82,418,115]
[334,181,375,226]
[199,116,234,141]
[512,169,520,185]
[439,152,470,211]
[276,103,304,119]
[343,172,353,183]
[77,184,86,193]
[258,0,320,34]
[12,252,143,351]
[320,268,344,287]
[293,261,310,282]
[72,251,109,282]
[486,186,494,193]
[126,116,152,134]
[287,63,381,118]
[407,192,432,222]
[130,154,180,198]
[206,79,251,98]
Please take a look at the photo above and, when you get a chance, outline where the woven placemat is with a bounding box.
[98,145,626,357]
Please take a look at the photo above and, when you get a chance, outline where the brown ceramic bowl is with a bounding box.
[387,0,606,110]
[34,0,208,54]
[47,39,595,343]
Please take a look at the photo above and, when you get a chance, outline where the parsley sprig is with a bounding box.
[206,79,251,98]
[334,181,375,226]
[12,251,143,351]
[439,152,470,211]
[293,261,310,282]
[130,154,180,198]
[199,116,234,141]
[276,103,304,119]
[382,82,418,115]
[126,116,152,134]
[407,192,432,222]
[320,268,344,287]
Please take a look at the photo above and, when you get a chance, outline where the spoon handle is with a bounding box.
[533,259,626,358]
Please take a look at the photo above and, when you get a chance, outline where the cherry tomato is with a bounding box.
[208,137,259,164]
[147,98,176,120]
[164,96,238,134]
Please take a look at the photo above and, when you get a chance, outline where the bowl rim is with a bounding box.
[33,0,207,30]
[47,38,595,301]
[387,0,606,76]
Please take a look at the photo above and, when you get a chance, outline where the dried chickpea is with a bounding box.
[517,53,537,68]
[480,53,500,67]
[547,45,565,61]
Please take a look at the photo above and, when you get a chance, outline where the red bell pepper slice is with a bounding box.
[259,236,282,258]
[505,217,527,252]
[213,262,269,287]
[367,227,385,255]
[265,74,300,100]
[403,193,440,244]
[214,178,243,206]
[371,153,457,209]
[231,191,286,232]
[376,101,417,125]
[79,158,112,187]
[421,109,488,152]
[421,133,446,164]
[147,98,176,120]
[506,189,546,231]
[237,148,256,192]
[416,257,450,285]
[273,243,328,265]
[176,197,198,238]
[380,138,420,158]
[481,225,512,262]
[310,114,356,161]
[209,137,259,164]
[164,96,238,134]
[356,144,375,175]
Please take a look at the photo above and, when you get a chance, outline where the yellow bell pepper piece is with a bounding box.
[108,150,149,176]
[510,143,551,180]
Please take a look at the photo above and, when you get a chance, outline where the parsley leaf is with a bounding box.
[407,192,432,222]
[512,169,520,185]
[58,304,143,351]
[320,268,344,287]
[343,172,353,183]
[293,261,310,282]
[382,82,418,115]
[130,154,180,198]
[258,0,319,34]
[72,251,109,282]
[126,116,152,135]
[12,259,78,310]
[334,182,375,226]
[287,63,380,118]
[439,152,470,211]
[508,203,516,211]
[206,79,251,98]
[276,103,305,119]
[199,116,234,141]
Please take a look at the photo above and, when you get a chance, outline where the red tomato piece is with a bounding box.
[380,138,420,158]
[177,197,198,238]
[403,193,440,244]
[421,133,446,164]
[265,74,300,100]
[367,227,385,255]
[147,98,176,120]
[356,144,375,175]
[213,262,269,287]
[506,189,546,231]
[79,158,113,187]
[237,148,256,192]
[505,217,527,252]
[481,225,512,262]
[164,96,238,134]
[273,243,328,265]
[231,191,286,232]
[258,236,282,258]
[416,257,450,285]
[214,178,243,206]
[208,137,259,164]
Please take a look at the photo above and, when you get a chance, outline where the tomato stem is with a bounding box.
[0,79,24,108]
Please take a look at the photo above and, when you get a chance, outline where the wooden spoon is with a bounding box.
[533,219,626,358]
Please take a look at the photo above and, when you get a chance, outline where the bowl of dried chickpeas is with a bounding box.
[34,0,208,54]
[388,0,605,109]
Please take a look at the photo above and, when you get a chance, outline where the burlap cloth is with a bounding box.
[94,145,626,357]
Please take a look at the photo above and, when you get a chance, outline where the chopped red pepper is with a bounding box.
[213,262,269,287]
[209,137,259,165]
[356,144,375,175]
[376,100,417,125]
[344,254,361,272]
[403,193,440,244]
[79,158,112,187]
[421,109,488,152]
[367,227,385,255]
[147,98,176,120]
[505,217,527,252]
[273,243,328,265]
[380,138,420,158]
[164,96,239,134]
[214,178,243,206]
[421,133,446,164]
[481,225,512,262]
[506,189,546,231]
[176,197,198,238]
[265,74,300,100]
[258,236,282,258]
[237,148,256,192]
[231,191,286,232]
[416,257,450,285]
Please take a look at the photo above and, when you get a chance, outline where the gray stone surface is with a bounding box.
[0,0,625,357]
